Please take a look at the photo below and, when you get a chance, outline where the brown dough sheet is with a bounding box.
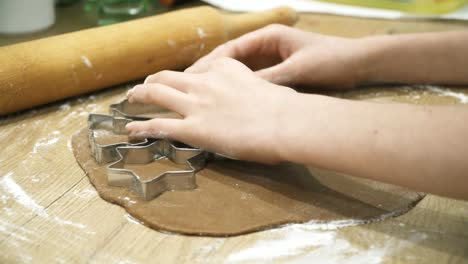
[72,128,424,236]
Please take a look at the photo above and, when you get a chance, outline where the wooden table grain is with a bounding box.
[1,3,467,264]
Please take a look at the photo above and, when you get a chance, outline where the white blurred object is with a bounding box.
[0,0,55,34]
[202,0,468,21]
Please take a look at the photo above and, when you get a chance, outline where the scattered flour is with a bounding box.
[420,85,468,103]
[67,139,73,151]
[1,172,47,218]
[167,39,176,47]
[228,228,336,263]
[0,172,87,230]
[52,217,87,229]
[30,175,40,183]
[31,131,61,154]
[226,206,420,263]
[73,187,98,200]
[198,239,224,255]
[0,219,33,243]
[59,103,71,111]
[225,222,426,264]
[125,214,144,225]
[70,64,79,85]
[81,55,93,69]
[122,196,137,206]
[197,28,207,38]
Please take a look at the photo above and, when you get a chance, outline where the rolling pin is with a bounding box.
[0,6,297,115]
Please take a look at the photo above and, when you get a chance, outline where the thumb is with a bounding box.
[255,59,297,85]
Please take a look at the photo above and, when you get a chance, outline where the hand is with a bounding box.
[126,58,298,164]
[186,24,368,89]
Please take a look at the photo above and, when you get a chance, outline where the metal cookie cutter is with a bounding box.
[88,113,148,165]
[110,99,169,120]
[108,140,209,200]
[89,98,169,164]
[88,100,210,200]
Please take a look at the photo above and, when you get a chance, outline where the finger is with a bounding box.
[144,70,196,92]
[186,25,284,74]
[255,59,297,85]
[127,84,191,115]
[185,43,234,73]
[126,118,185,140]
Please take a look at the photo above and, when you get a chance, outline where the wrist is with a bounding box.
[356,34,422,85]
[352,36,391,85]
[273,92,330,165]
[272,89,302,163]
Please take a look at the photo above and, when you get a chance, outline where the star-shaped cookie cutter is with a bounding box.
[88,113,150,164]
[89,99,171,164]
[88,100,211,200]
[108,140,209,200]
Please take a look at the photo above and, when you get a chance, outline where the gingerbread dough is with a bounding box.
[72,128,424,236]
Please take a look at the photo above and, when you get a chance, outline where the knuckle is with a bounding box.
[264,24,287,33]
[148,70,173,83]
[144,74,157,83]
[154,70,171,80]
[146,84,163,100]
[213,57,236,67]
[132,84,145,94]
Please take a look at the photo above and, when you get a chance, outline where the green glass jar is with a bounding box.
[86,0,166,25]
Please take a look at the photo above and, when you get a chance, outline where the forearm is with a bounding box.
[359,31,468,85]
[277,94,468,199]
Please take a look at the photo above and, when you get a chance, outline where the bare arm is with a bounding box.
[279,94,468,200]
[187,25,468,87]
[362,30,468,85]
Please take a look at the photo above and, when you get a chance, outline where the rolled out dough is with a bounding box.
[72,128,424,236]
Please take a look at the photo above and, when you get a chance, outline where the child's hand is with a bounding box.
[186,24,367,89]
[126,58,298,164]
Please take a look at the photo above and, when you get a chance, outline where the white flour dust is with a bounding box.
[198,238,224,255]
[125,214,144,225]
[67,139,73,151]
[226,225,393,264]
[197,27,207,38]
[59,103,71,111]
[0,172,87,230]
[415,85,468,103]
[1,172,47,217]
[225,206,421,264]
[31,131,61,154]
[0,219,33,243]
[81,55,93,69]
[424,85,468,103]
[73,187,98,200]
[167,39,176,47]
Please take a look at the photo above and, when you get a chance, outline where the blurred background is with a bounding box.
[1,0,467,47]
[0,0,193,46]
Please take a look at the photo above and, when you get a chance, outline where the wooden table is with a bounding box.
[1,3,467,263]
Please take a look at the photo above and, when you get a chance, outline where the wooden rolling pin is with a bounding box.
[0,6,297,116]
